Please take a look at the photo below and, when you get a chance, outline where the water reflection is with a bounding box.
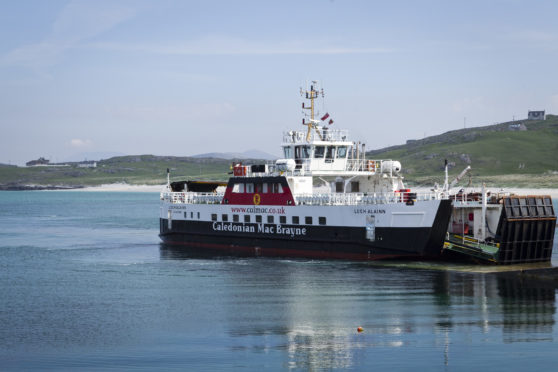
[498,275,555,342]
[160,245,557,370]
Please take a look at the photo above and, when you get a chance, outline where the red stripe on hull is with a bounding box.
[161,239,419,261]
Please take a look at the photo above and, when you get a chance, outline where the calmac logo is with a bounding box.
[253,193,261,205]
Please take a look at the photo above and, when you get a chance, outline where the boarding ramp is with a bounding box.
[495,195,556,264]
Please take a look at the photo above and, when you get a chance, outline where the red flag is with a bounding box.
[328,119,334,125]
[320,112,330,121]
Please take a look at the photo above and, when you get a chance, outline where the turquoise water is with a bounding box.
[1,191,558,371]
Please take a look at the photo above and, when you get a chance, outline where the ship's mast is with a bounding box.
[301,81,324,142]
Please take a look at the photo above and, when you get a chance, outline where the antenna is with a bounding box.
[300,81,325,142]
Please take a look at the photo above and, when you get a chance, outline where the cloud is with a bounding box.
[1,0,141,70]
[70,138,93,148]
[509,30,558,43]
[91,35,395,56]
[504,30,558,51]
[104,102,237,122]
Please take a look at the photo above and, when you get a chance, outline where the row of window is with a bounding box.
[232,182,284,194]
[284,145,348,160]
[211,213,326,225]
[184,211,201,219]
[180,211,327,226]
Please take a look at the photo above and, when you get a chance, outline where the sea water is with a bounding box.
[1,191,558,371]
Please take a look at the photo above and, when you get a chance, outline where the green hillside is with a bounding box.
[367,115,558,187]
[2,116,558,189]
[0,155,236,189]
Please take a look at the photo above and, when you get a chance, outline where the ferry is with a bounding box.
[159,82,453,260]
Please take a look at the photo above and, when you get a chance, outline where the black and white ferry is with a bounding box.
[159,82,453,260]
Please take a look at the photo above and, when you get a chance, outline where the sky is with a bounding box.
[1,0,558,165]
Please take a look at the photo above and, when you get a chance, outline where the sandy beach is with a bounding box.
[500,188,558,199]
[70,183,165,192]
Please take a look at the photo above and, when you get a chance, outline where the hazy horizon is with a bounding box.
[2,0,557,166]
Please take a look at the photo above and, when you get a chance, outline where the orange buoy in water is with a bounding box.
[357,326,363,333]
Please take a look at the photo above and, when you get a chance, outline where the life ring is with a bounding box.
[253,193,261,205]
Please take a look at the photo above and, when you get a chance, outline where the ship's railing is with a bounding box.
[447,233,500,249]
[294,191,439,206]
[450,190,511,206]
[161,191,440,205]
[344,159,384,173]
[282,129,350,144]
[161,192,224,204]
[270,158,392,176]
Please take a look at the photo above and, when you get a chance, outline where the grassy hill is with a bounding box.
[0,155,238,189]
[2,115,558,189]
[367,115,558,187]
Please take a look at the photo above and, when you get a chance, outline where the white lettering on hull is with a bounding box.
[212,222,255,233]
[212,222,307,237]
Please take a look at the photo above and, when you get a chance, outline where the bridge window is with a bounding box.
[314,146,325,158]
[296,145,311,158]
[283,146,293,158]
[305,216,312,225]
[246,183,254,193]
[267,215,274,223]
[262,183,268,193]
[232,183,244,193]
[222,214,228,222]
[233,214,239,222]
[292,216,299,224]
[319,217,326,225]
[325,146,335,160]
[337,146,348,158]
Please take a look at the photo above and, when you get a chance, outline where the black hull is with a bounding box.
[159,200,453,260]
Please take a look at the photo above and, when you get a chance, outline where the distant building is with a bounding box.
[528,110,545,120]
[77,161,97,168]
[508,123,527,131]
[26,157,50,167]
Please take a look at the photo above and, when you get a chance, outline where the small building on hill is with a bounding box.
[508,123,527,131]
[26,157,50,167]
[528,110,545,120]
[77,161,97,168]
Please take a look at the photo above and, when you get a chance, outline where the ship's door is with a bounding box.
[366,215,375,241]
